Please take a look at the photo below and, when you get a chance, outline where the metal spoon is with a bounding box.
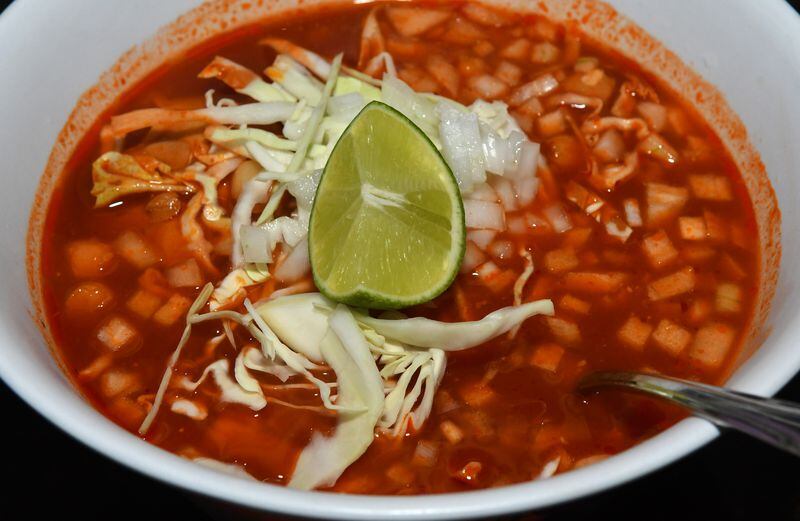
[580,372,800,457]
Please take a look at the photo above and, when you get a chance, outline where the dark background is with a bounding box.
[3,0,800,519]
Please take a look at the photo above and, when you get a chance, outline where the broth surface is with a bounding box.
[40,1,759,493]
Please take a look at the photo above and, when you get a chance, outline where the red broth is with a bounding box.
[39,1,758,494]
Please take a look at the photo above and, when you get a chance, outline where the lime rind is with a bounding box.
[309,101,465,309]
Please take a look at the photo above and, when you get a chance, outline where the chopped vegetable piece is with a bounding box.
[96,316,140,353]
[647,267,696,301]
[641,230,678,269]
[558,294,591,315]
[126,289,163,319]
[645,182,689,227]
[544,248,579,274]
[688,174,733,201]
[153,294,192,327]
[530,343,565,372]
[651,319,691,356]
[440,420,465,444]
[166,259,204,288]
[689,323,736,369]
[716,283,743,313]
[564,272,628,294]
[546,317,581,347]
[678,217,707,241]
[617,316,653,351]
[386,7,452,37]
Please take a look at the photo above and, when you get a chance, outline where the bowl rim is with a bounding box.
[1,0,799,519]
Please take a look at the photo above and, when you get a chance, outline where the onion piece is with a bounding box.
[544,204,572,233]
[463,199,505,231]
[461,242,486,273]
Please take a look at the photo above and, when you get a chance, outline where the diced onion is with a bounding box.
[489,240,513,259]
[544,204,572,233]
[461,242,486,273]
[463,199,505,231]
[466,229,496,250]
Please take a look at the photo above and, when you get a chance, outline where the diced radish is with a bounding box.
[678,217,707,241]
[464,199,506,230]
[651,319,691,356]
[67,239,117,279]
[617,316,652,350]
[564,272,628,294]
[477,262,517,294]
[718,254,747,281]
[153,294,192,327]
[500,38,530,60]
[412,440,440,467]
[543,204,572,233]
[546,317,581,347]
[96,316,140,353]
[468,74,509,100]
[689,323,736,369]
[531,41,560,64]
[561,228,592,249]
[507,215,528,235]
[538,110,566,136]
[441,17,487,44]
[592,129,624,163]
[489,240,514,260]
[461,241,487,273]
[687,298,712,325]
[461,3,514,26]
[386,463,415,485]
[440,420,465,444]
[467,229,496,250]
[114,231,159,270]
[688,174,733,201]
[544,248,579,274]
[166,258,204,288]
[473,40,494,57]
[530,343,565,372]
[426,54,460,96]
[459,381,496,406]
[100,370,140,398]
[636,102,668,132]
[274,238,310,283]
[126,289,162,319]
[703,211,728,242]
[516,96,544,118]
[623,198,643,228]
[645,182,689,227]
[476,261,499,280]
[641,230,678,269]
[716,283,742,313]
[647,267,695,301]
[681,246,717,264]
[495,61,522,86]
[558,294,591,315]
[491,175,518,211]
[386,7,451,37]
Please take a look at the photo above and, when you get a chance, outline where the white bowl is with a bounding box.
[1,0,798,518]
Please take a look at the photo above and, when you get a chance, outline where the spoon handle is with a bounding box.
[581,372,800,457]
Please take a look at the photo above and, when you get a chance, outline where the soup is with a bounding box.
[39,1,759,494]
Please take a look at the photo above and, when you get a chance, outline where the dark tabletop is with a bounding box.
[3,1,800,519]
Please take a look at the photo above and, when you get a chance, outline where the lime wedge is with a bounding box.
[309,101,465,309]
